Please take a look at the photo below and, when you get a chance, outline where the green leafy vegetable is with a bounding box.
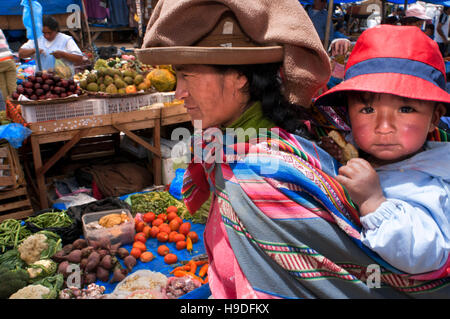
[127,191,209,224]
[0,219,31,253]
[26,210,73,228]
[0,249,26,270]
[0,266,30,299]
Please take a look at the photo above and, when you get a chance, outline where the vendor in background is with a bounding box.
[434,6,450,57]
[0,29,16,104]
[18,15,84,73]
[306,0,335,48]
[400,3,431,28]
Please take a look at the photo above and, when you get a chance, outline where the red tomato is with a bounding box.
[134,232,147,243]
[156,232,169,242]
[135,221,146,233]
[187,231,199,243]
[166,206,178,214]
[149,226,160,238]
[167,212,178,222]
[179,222,191,236]
[143,212,156,223]
[157,213,167,222]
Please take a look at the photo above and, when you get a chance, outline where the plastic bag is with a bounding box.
[24,208,80,245]
[54,59,73,79]
[169,168,185,200]
[0,123,32,148]
[21,0,43,40]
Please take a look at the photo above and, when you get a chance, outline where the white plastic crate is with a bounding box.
[21,99,108,123]
[105,95,139,114]
[106,92,176,114]
[136,92,175,108]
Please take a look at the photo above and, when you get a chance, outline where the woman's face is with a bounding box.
[174,65,249,129]
[347,92,445,163]
[42,26,57,42]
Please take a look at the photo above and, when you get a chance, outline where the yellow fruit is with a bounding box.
[157,65,175,75]
[137,82,148,91]
[146,68,176,92]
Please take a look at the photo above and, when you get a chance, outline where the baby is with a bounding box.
[315,25,450,275]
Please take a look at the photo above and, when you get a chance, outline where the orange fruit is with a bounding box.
[125,85,137,94]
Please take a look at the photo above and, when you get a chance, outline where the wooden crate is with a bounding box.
[0,142,25,190]
[0,186,34,222]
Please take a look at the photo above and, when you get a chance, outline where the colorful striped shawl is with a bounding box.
[182,127,450,298]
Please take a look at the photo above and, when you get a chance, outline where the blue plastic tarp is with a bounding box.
[93,191,211,299]
[0,0,82,16]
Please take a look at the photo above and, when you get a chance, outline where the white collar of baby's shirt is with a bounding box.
[375,141,450,179]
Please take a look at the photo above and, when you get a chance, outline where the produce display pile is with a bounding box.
[76,57,176,95]
[0,191,209,299]
[11,70,82,101]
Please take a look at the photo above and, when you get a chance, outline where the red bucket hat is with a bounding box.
[315,25,450,115]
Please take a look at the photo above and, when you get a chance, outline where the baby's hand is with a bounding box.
[335,158,386,216]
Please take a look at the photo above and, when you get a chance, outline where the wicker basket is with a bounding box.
[9,94,89,106]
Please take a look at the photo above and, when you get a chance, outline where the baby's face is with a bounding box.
[347,92,445,164]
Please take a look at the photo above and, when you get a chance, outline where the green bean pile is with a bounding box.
[25,211,73,229]
[0,219,31,253]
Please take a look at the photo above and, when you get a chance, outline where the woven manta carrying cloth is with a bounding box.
[182,127,450,298]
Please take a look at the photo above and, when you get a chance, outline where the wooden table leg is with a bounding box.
[112,123,162,185]
[30,135,48,209]
[153,119,161,186]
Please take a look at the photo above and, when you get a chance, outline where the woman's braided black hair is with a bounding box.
[213,63,316,139]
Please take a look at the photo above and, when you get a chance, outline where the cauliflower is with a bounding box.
[17,231,62,265]
[27,259,57,280]
[9,284,50,299]
[18,234,48,265]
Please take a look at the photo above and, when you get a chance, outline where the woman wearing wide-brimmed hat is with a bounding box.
[137,0,449,299]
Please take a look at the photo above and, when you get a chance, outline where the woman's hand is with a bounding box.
[330,38,350,57]
[335,158,386,216]
[51,50,66,59]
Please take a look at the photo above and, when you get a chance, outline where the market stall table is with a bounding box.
[29,108,162,209]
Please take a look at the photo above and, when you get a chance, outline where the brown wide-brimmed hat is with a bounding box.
[136,0,331,107]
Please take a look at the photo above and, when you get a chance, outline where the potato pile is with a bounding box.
[52,238,136,287]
